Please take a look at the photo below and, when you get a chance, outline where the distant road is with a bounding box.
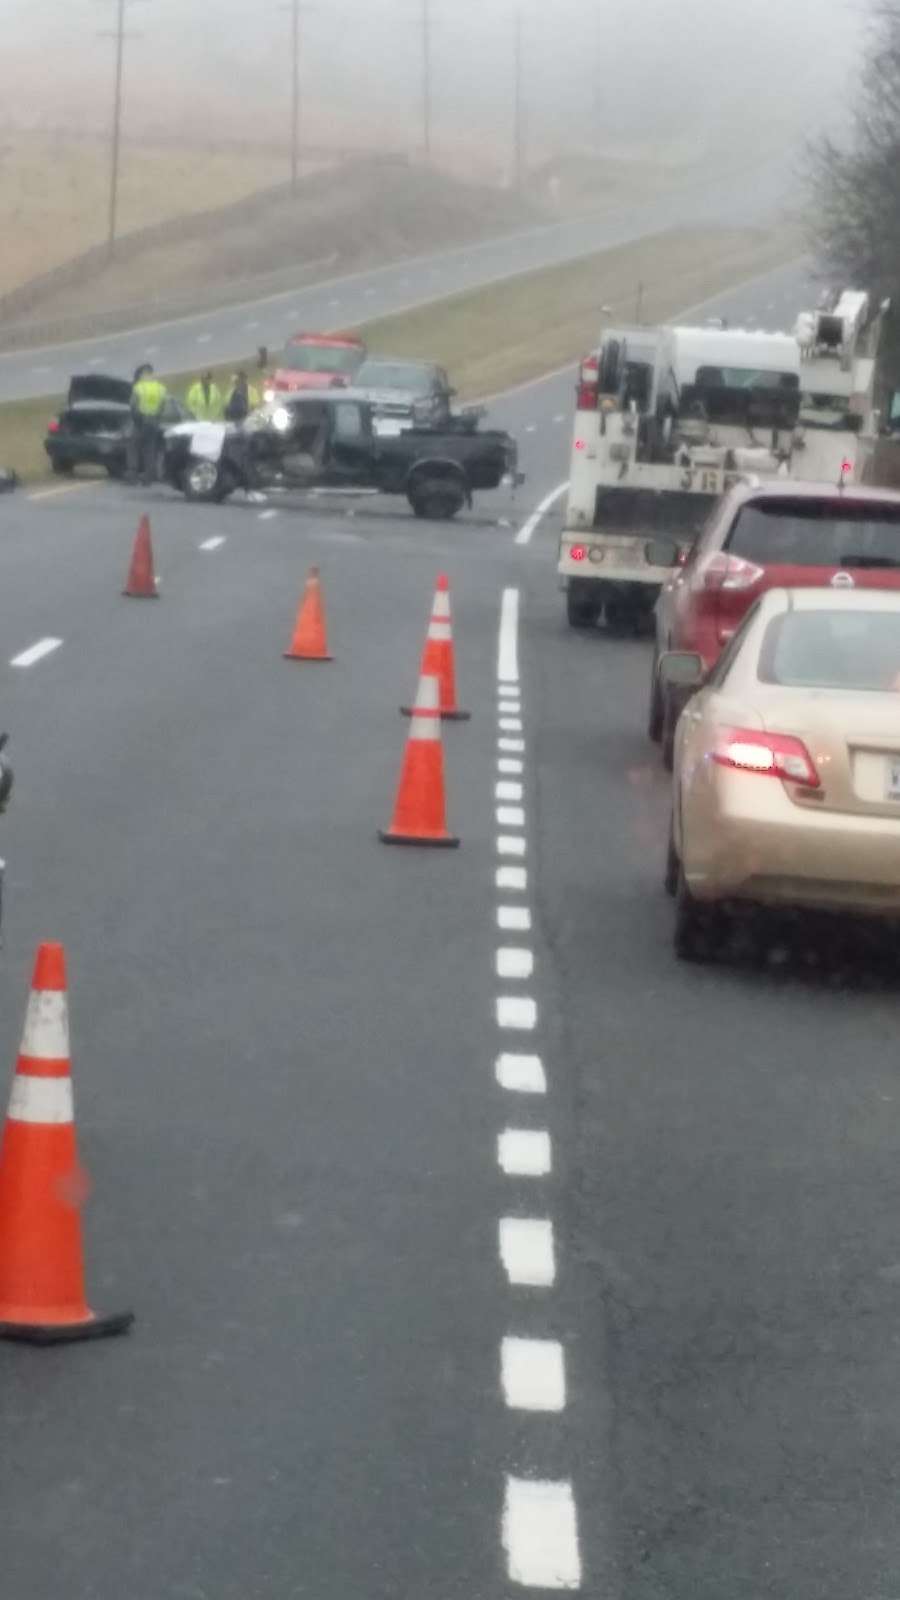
[0,157,798,404]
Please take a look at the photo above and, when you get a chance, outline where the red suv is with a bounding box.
[650,478,900,766]
[269,332,366,396]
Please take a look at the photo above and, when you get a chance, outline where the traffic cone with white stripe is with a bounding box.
[401,574,469,720]
[379,673,459,847]
[0,943,134,1345]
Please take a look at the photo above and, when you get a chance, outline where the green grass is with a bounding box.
[1,223,799,487]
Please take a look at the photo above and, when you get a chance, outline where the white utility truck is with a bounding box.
[559,323,802,629]
[558,290,889,630]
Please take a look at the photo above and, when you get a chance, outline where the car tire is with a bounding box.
[648,646,663,742]
[664,813,679,897]
[182,459,234,503]
[661,685,677,772]
[566,588,600,629]
[50,458,73,476]
[673,863,723,962]
[408,477,465,520]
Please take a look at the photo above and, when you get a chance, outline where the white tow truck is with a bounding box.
[558,291,888,631]
[559,323,802,629]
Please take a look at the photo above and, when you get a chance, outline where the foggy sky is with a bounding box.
[0,0,870,167]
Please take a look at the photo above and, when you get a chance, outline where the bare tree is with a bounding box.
[808,2,900,377]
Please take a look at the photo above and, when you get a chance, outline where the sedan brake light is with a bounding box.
[696,551,765,592]
[712,727,820,788]
[47,419,60,434]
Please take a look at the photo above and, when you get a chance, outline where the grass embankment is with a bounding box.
[0,223,799,487]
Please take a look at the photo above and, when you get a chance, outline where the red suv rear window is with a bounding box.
[725,497,900,570]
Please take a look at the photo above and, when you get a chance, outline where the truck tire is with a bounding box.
[408,476,465,520]
[566,585,601,629]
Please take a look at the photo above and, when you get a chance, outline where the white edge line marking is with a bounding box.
[496,866,527,890]
[498,1217,555,1286]
[496,1052,546,1093]
[498,588,519,685]
[496,947,534,979]
[199,536,226,551]
[496,995,537,1029]
[515,481,568,547]
[501,1337,566,1411]
[10,637,63,668]
[498,905,531,931]
[503,1477,581,1589]
[498,1128,552,1176]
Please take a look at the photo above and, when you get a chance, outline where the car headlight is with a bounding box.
[271,407,292,433]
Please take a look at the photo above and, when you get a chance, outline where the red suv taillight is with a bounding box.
[712,728,820,789]
[695,552,765,592]
[576,354,599,412]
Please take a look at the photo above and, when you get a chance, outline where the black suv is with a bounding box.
[45,375,192,479]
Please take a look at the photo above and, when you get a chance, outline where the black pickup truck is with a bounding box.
[162,390,520,519]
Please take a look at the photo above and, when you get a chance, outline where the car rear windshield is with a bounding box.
[726,497,900,568]
[356,361,435,394]
[594,486,716,535]
[758,609,900,691]
[280,343,361,374]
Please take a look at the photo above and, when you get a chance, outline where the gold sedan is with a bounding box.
[661,587,900,960]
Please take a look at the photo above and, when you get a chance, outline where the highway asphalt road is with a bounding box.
[0,155,799,404]
[3,259,899,1600]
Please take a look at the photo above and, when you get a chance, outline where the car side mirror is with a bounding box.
[644,537,681,568]
[658,651,705,689]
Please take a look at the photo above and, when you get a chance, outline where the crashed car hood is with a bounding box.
[67,374,133,407]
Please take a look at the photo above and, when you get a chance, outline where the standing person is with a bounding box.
[224,370,261,423]
[186,370,224,421]
[128,363,168,485]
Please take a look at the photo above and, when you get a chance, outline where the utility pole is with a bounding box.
[291,0,300,194]
[102,0,128,262]
[422,0,432,161]
[513,7,523,192]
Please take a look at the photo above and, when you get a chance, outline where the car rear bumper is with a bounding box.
[684,775,900,914]
[45,437,126,466]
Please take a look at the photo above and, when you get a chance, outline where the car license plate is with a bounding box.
[888,758,900,801]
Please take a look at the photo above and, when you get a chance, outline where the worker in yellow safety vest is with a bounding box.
[128,364,169,484]
[186,371,225,422]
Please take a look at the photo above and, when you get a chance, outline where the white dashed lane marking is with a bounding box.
[10,637,63,668]
[498,1128,551,1176]
[496,947,534,979]
[499,1218,556,1286]
[199,536,226,551]
[503,1478,582,1589]
[497,805,525,828]
[497,836,527,858]
[496,782,523,801]
[496,996,537,1030]
[498,758,523,775]
[498,905,531,931]
[496,865,527,891]
[498,737,525,753]
[501,1337,566,1411]
[496,1052,546,1093]
[498,587,520,683]
[258,509,279,520]
[499,718,523,734]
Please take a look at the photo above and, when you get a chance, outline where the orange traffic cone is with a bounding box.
[0,943,134,1345]
[283,566,333,661]
[123,514,158,598]
[401,574,470,720]
[379,673,459,848]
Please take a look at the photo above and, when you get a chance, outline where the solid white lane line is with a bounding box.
[497,836,527,858]
[496,865,527,891]
[497,996,537,1029]
[498,737,525,754]
[10,637,63,668]
[499,1218,555,1286]
[496,782,523,802]
[498,588,520,684]
[498,758,524,775]
[498,905,531,931]
[496,1052,546,1093]
[515,480,568,547]
[497,947,534,979]
[503,1478,581,1589]
[499,718,523,733]
[199,536,226,551]
[497,805,525,827]
[498,1129,551,1176]
[501,1337,566,1411]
